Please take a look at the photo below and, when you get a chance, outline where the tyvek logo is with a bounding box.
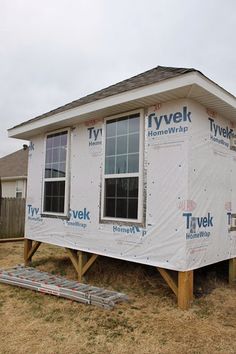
[87,127,102,146]
[113,225,146,236]
[183,212,213,240]
[148,106,191,129]
[65,208,90,229]
[183,212,213,229]
[208,118,233,139]
[27,204,42,222]
[147,106,191,137]
[69,208,90,220]
[208,118,234,148]
[27,204,39,217]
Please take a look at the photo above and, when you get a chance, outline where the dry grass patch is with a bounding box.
[0,242,235,354]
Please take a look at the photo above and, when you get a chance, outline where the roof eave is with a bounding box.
[8,72,236,140]
[0,176,27,181]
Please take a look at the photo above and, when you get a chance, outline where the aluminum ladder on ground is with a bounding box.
[0,265,128,309]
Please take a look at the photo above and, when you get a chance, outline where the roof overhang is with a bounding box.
[8,72,236,140]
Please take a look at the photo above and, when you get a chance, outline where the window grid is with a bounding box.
[103,113,141,221]
[105,177,139,219]
[16,191,23,199]
[43,131,68,215]
[15,181,23,199]
[45,131,67,179]
[105,114,140,175]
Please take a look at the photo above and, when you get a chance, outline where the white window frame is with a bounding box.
[15,180,23,198]
[101,109,144,223]
[42,127,70,217]
[16,191,23,198]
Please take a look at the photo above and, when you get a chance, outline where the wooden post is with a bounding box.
[66,248,98,282]
[78,251,90,282]
[157,267,178,297]
[24,239,41,266]
[78,251,83,282]
[229,258,236,285]
[24,239,32,266]
[178,271,193,310]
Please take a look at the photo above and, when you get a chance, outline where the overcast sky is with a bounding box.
[0,0,235,157]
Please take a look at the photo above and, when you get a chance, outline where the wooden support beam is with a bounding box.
[24,239,41,266]
[24,239,32,266]
[66,248,98,282]
[157,267,178,297]
[178,271,193,310]
[27,241,41,261]
[66,248,79,273]
[78,251,83,282]
[229,258,236,285]
[82,254,98,276]
[0,237,24,243]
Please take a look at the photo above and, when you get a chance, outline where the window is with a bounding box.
[16,191,23,198]
[103,111,143,221]
[43,130,69,215]
[16,181,23,198]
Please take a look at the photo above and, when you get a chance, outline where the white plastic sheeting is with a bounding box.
[25,99,236,271]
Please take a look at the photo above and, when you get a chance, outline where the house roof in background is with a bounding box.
[0,148,28,178]
[10,66,200,130]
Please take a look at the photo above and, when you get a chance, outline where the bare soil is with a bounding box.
[0,242,235,354]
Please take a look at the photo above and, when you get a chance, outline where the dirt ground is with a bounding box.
[0,242,235,354]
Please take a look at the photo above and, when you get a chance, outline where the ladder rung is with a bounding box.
[0,266,128,309]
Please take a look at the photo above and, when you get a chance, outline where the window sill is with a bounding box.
[100,217,144,227]
[41,213,69,220]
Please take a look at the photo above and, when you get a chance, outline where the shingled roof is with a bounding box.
[0,148,28,178]
[10,66,200,130]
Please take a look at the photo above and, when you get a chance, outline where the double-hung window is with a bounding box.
[103,111,143,222]
[43,130,69,215]
[15,181,23,198]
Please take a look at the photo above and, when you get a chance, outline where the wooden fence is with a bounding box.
[0,198,25,238]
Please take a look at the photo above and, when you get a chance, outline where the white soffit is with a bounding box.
[8,72,236,140]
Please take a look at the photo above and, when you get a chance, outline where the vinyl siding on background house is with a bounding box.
[1,179,27,198]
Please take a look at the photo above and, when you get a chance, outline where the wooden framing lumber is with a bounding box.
[66,248,98,282]
[78,251,83,282]
[24,239,41,266]
[66,248,79,273]
[157,267,193,310]
[0,237,24,243]
[178,271,193,310]
[229,258,236,285]
[82,254,98,275]
[157,267,178,296]
[24,239,32,265]
[23,241,194,309]
[23,242,97,282]
[27,241,41,261]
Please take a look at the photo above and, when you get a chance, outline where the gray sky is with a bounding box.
[0,0,235,157]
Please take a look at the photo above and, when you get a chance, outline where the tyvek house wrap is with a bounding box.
[186,100,236,269]
[25,98,236,271]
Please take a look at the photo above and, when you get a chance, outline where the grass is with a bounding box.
[0,242,235,354]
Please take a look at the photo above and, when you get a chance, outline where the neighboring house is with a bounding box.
[0,146,28,198]
[8,66,236,308]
